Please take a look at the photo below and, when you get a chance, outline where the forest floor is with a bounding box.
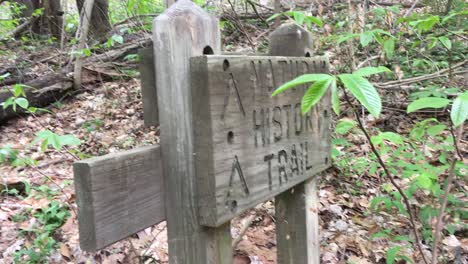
[1,11,467,264]
[1,76,466,264]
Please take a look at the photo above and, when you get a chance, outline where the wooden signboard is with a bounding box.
[191,55,332,227]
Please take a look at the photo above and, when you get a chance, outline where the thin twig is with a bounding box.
[432,123,464,263]
[376,60,467,89]
[341,87,429,264]
[357,55,380,69]
[232,213,256,248]
[245,0,269,27]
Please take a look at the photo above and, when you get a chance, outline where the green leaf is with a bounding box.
[337,33,360,44]
[386,246,402,264]
[360,31,374,47]
[371,230,390,239]
[301,78,333,114]
[58,135,81,146]
[0,72,11,80]
[82,48,92,57]
[15,98,29,109]
[438,36,452,50]
[370,196,392,211]
[306,16,323,27]
[380,132,404,144]
[383,39,395,59]
[450,91,468,127]
[335,119,356,135]
[1,97,15,110]
[331,79,340,115]
[353,66,391,77]
[428,37,438,50]
[13,84,25,97]
[266,13,282,22]
[409,16,440,32]
[392,235,414,243]
[293,12,305,25]
[272,74,332,96]
[339,74,382,118]
[112,34,124,44]
[426,124,447,136]
[416,173,434,190]
[407,97,450,113]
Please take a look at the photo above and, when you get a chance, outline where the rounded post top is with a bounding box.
[270,22,310,38]
[155,0,213,22]
[269,23,314,57]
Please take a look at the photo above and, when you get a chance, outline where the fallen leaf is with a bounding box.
[443,235,461,248]
[60,243,72,261]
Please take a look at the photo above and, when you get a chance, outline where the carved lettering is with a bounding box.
[278,150,288,185]
[290,144,299,176]
[282,104,292,138]
[253,109,265,147]
[268,60,277,92]
[305,141,313,170]
[272,106,282,142]
[226,156,250,198]
[264,154,275,190]
[304,112,313,131]
[222,73,246,119]
[278,60,289,84]
[250,60,260,102]
[294,103,303,135]
[265,108,271,145]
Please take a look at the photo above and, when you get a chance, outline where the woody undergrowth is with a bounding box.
[272,1,466,263]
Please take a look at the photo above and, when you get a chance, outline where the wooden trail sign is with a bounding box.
[192,55,331,226]
[73,1,331,262]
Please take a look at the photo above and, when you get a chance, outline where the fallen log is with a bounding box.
[0,69,73,124]
[0,37,151,125]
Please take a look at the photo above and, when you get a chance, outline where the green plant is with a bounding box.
[14,201,70,263]
[267,11,323,31]
[407,91,468,127]
[82,118,105,132]
[32,130,81,151]
[273,62,466,263]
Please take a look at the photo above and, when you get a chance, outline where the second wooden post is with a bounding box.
[270,23,327,264]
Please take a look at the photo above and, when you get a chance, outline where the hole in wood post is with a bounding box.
[203,46,214,55]
[305,52,311,57]
[223,59,230,71]
[227,131,234,144]
[228,200,238,212]
[325,157,329,164]
[323,109,329,117]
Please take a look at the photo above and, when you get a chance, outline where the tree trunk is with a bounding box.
[76,0,111,42]
[44,0,63,40]
[8,0,62,39]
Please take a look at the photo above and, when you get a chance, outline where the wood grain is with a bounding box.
[272,23,324,264]
[139,46,159,126]
[191,54,331,227]
[73,145,165,251]
[153,1,232,263]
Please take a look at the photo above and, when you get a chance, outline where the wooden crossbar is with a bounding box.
[73,145,165,251]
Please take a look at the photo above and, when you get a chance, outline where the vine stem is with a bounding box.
[340,87,429,264]
[431,122,463,263]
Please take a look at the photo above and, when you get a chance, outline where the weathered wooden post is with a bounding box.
[74,5,331,263]
[153,1,232,263]
[270,23,329,264]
